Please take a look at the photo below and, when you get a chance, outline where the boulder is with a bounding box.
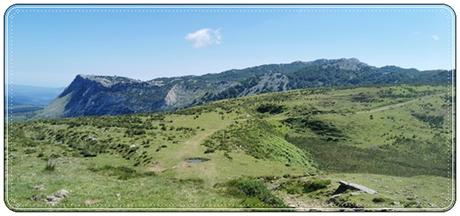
[54,189,70,198]
[46,195,61,205]
[45,189,70,205]
[333,180,377,195]
[32,184,45,191]
[30,194,44,201]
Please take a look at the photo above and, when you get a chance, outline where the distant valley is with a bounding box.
[6,85,64,120]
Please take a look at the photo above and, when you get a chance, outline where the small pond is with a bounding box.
[185,157,210,164]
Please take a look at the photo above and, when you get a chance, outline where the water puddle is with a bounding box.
[185,157,210,164]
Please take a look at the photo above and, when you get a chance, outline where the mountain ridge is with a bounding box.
[39,58,453,118]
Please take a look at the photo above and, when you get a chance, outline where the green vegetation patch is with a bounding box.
[350,92,376,103]
[286,134,451,177]
[283,117,345,141]
[279,178,331,194]
[255,103,285,114]
[221,177,286,208]
[411,113,444,128]
[203,119,315,168]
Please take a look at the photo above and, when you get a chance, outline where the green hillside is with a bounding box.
[6,84,454,211]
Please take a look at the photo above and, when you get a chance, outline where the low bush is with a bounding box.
[45,159,56,172]
[279,180,303,194]
[351,92,375,103]
[126,128,146,136]
[279,178,331,194]
[283,117,344,140]
[411,113,444,128]
[372,197,386,203]
[303,179,331,193]
[256,103,285,114]
[224,177,286,208]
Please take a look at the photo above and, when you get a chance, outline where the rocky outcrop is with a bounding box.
[307,58,372,71]
[333,180,377,195]
[164,84,181,106]
[241,73,290,95]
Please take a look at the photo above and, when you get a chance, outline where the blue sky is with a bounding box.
[6,5,455,87]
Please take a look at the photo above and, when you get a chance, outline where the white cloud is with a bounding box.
[431,35,440,41]
[185,28,221,48]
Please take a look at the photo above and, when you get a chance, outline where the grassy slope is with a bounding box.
[6,84,454,210]
[271,173,452,210]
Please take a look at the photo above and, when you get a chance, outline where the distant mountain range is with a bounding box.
[38,58,453,118]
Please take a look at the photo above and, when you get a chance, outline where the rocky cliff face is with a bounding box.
[40,58,453,118]
[41,75,169,117]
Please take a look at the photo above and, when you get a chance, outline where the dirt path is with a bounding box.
[356,94,441,114]
[282,194,332,209]
[356,99,418,114]
[148,126,223,174]
[170,128,222,184]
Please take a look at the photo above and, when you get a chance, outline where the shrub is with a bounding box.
[126,128,146,136]
[280,178,331,194]
[24,148,37,154]
[351,92,374,103]
[411,113,444,128]
[225,177,286,208]
[35,133,46,140]
[80,149,97,157]
[303,179,331,193]
[204,149,215,154]
[241,197,266,208]
[279,180,303,194]
[22,138,38,147]
[256,103,284,114]
[45,159,56,171]
[372,197,386,203]
[283,117,344,140]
